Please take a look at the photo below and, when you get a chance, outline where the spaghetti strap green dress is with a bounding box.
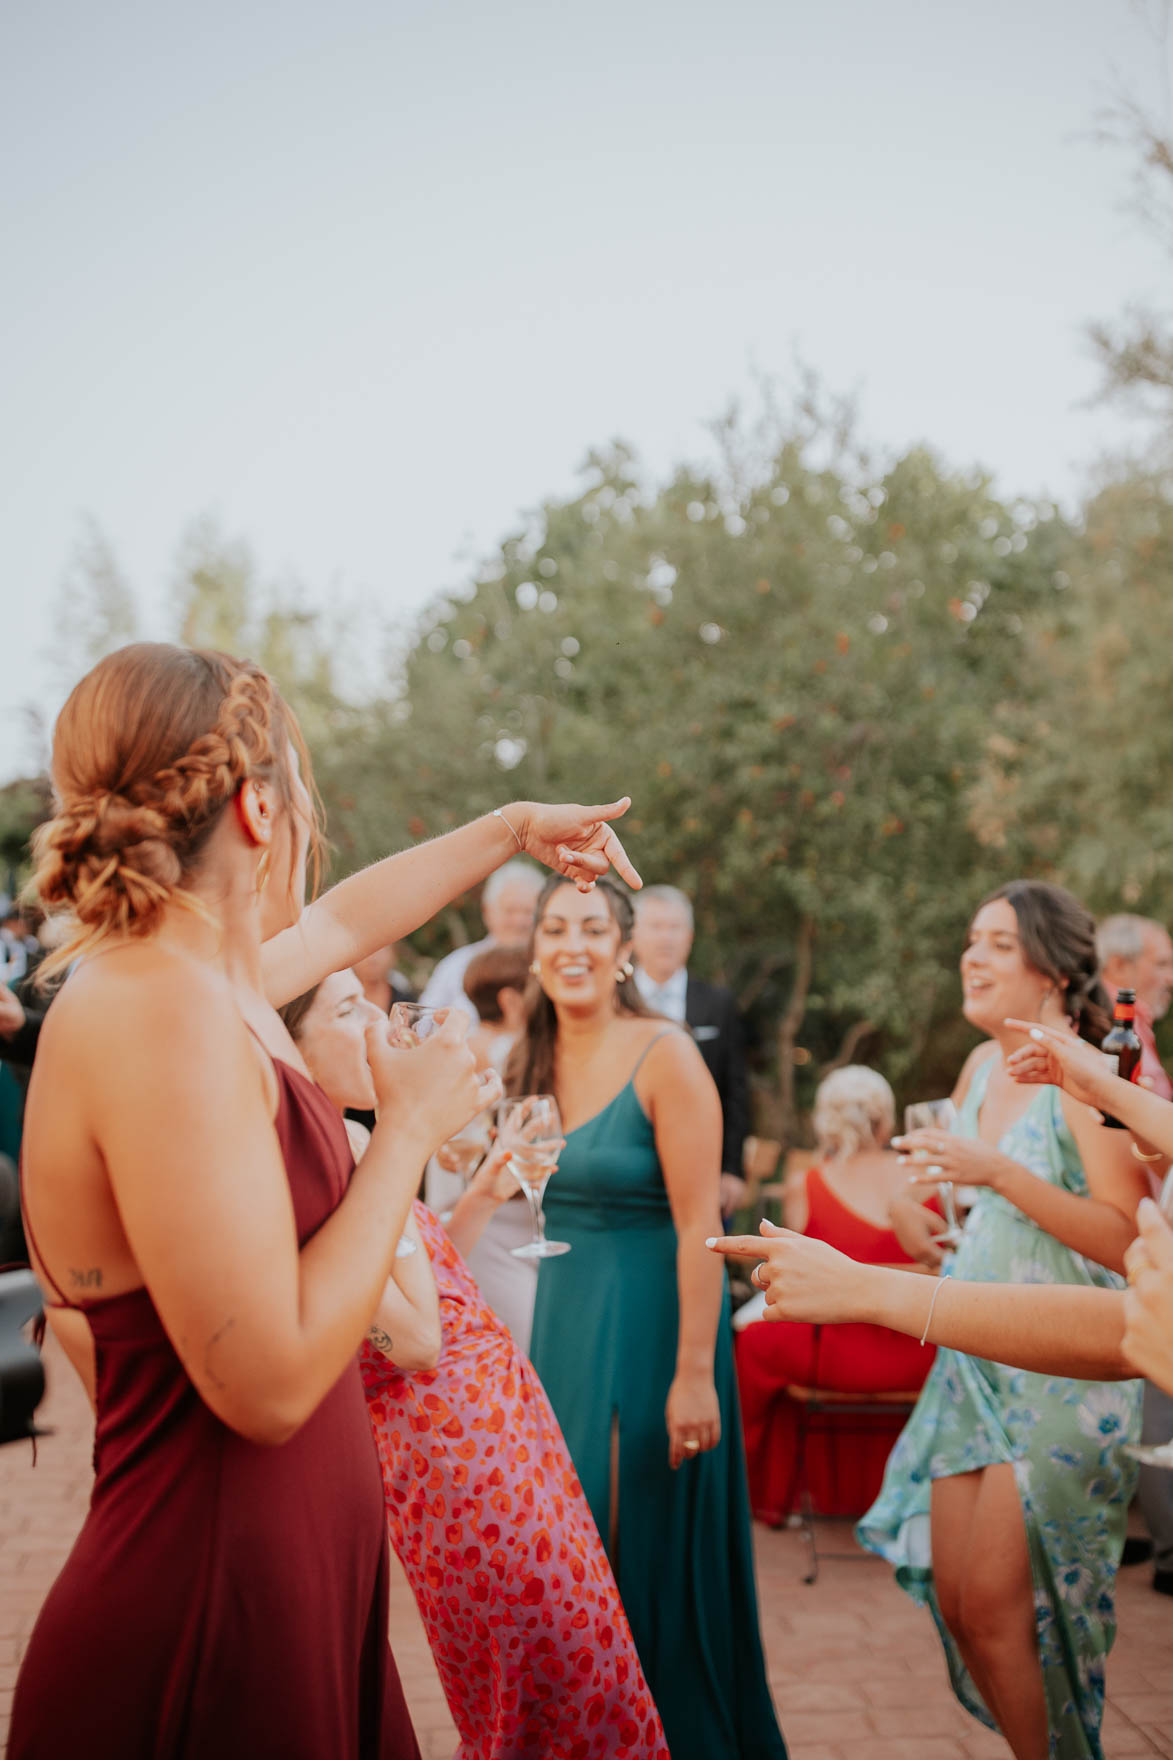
[857,1059,1142,1759]
[528,1039,787,1760]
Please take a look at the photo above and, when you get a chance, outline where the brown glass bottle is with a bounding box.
[1101,988,1143,1129]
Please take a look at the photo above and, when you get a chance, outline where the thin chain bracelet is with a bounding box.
[920,1271,951,1347]
[493,806,524,850]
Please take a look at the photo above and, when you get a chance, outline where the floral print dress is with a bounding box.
[857,1059,1141,1760]
[361,1202,668,1760]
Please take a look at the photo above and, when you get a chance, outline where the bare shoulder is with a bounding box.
[953,1040,998,1108]
[43,946,250,1088]
[632,1018,712,1089]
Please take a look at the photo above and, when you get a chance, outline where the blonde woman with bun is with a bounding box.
[734,1066,938,1525]
[11,642,639,1760]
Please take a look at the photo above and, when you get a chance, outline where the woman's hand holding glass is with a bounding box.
[364,1009,503,1159]
[896,1128,1017,1198]
[463,1136,520,1205]
[897,1099,965,1245]
[494,1095,570,1259]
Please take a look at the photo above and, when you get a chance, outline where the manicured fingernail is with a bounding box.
[705,1237,718,1248]
[1030,1028,1044,1041]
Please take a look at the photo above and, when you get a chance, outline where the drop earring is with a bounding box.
[616,961,634,982]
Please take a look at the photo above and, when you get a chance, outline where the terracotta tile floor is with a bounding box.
[3,1336,1173,1756]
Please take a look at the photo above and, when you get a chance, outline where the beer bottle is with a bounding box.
[1100,987,1143,1129]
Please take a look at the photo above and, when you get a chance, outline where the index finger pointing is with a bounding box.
[705,1234,768,1262]
[601,826,642,890]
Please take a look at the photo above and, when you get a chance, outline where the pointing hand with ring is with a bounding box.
[666,1369,721,1470]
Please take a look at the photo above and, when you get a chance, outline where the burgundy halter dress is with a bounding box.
[11,1055,419,1759]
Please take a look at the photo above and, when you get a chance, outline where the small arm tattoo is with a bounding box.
[68,1267,103,1291]
[367,1325,395,1358]
[204,1316,236,1391]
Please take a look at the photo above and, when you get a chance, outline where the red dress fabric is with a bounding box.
[734,1167,936,1522]
[11,1059,418,1760]
[361,1202,668,1760]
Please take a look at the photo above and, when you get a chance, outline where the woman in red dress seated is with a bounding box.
[734,1065,937,1523]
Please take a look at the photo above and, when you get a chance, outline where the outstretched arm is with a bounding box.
[262,798,640,1008]
[707,1224,1133,1381]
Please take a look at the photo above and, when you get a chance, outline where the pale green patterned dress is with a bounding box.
[857,1058,1141,1759]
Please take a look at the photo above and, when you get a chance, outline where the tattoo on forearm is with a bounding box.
[367,1325,395,1358]
[204,1316,236,1391]
[68,1267,103,1291]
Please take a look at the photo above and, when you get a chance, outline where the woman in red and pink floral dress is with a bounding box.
[282,971,668,1760]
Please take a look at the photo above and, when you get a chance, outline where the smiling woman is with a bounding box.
[858,879,1147,1760]
[516,876,787,1760]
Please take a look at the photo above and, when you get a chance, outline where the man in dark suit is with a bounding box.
[631,885,750,1216]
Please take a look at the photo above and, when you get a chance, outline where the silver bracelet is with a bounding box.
[920,1271,951,1347]
[493,806,524,850]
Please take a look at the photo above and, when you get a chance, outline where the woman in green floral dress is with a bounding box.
[859,882,1148,1760]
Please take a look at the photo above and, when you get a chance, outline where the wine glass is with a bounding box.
[1125,1170,1173,1469]
[387,1002,447,1047]
[494,1094,570,1260]
[437,1111,493,1185]
[904,1099,962,1247]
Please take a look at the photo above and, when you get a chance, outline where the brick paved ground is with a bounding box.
[4,1337,1173,1757]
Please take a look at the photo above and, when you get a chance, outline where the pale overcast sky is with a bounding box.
[2,0,1170,778]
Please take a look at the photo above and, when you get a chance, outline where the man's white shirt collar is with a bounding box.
[634,965,688,1021]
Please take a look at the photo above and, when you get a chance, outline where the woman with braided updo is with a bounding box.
[856,880,1149,1760]
[11,642,640,1760]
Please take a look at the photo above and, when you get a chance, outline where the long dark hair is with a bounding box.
[974,880,1112,1046]
[504,875,657,1098]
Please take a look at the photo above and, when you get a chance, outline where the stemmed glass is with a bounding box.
[494,1094,571,1260]
[438,1112,493,1184]
[1125,1169,1173,1469]
[904,1099,963,1247]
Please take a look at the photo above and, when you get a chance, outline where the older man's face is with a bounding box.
[483,882,540,947]
[633,902,694,985]
[1136,927,1173,1022]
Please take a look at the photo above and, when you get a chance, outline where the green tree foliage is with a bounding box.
[325,407,1074,1130]
[20,391,1173,1139]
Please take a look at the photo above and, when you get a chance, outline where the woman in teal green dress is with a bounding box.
[860,881,1147,1760]
[514,876,786,1760]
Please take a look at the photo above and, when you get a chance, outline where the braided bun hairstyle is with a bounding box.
[975,880,1112,1047]
[505,874,656,1099]
[33,643,322,978]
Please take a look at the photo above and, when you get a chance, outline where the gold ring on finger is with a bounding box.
[683,1439,700,1452]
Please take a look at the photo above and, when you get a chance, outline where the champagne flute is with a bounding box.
[904,1099,962,1246]
[438,1112,493,1184]
[1125,1169,1173,1469]
[494,1094,571,1260]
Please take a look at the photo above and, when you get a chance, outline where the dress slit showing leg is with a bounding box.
[608,1408,621,1564]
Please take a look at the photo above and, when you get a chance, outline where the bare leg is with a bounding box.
[957,1464,1048,1760]
[931,1472,1002,1721]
